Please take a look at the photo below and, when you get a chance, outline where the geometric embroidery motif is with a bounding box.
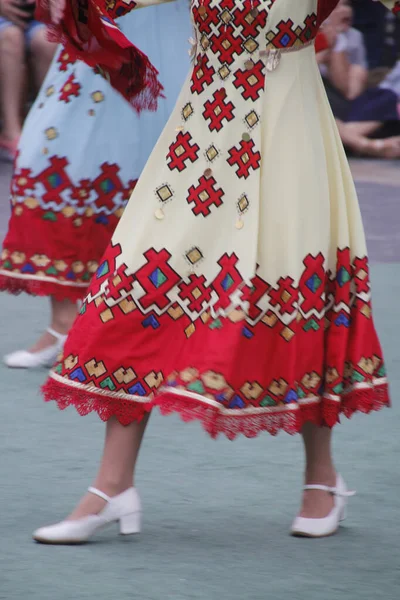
[134,248,181,311]
[227,139,261,179]
[266,14,318,49]
[187,175,225,217]
[210,24,245,65]
[203,89,235,132]
[167,131,200,172]
[191,56,216,94]
[233,61,265,101]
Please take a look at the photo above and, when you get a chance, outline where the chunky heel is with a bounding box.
[339,505,347,522]
[119,512,141,535]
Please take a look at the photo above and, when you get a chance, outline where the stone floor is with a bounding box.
[0,159,399,600]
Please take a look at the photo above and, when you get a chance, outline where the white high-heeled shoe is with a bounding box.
[33,487,141,545]
[4,327,67,369]
[290,474,355,538]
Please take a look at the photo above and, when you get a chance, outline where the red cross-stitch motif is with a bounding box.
[135,248,180,310]
[202,89,235,132]
[227,140,261,179]
[167,132,200,172]
[353,256,370,296]
[267,15,317,49]
[190,56,216,95]
[86,242,123,300]
[231,1,268,38]
[233,60,265,101]
[36,156,73,203]
[298,253,325,314]
[212,253,244,311]
[330,247,353,306]
[71,179,92,207]
[299,14,318,43]
[59,74,81,103]
[192,2,220,34]
[12,168,35,196]
[104,264,135,303]
[241,274,270,320]
[268,277,298,315]
[210,25,245,65]
[57,49,76,72]
[187,175,225,217]
[178,274,213,313]
[92,163,124,211]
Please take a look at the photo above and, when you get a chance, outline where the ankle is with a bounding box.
[304,466,336,486]
[1,129,21,142]
[50,317,76,336]
[92,479,133,498]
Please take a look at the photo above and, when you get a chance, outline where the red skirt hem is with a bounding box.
[0,273,87,302]
[42,378,389,440]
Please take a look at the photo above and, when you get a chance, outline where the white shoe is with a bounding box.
[33,487,141,545]
[3,327,67,369]
[290,474,355,538]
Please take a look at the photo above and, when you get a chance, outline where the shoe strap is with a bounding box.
[47,327,68,342]
[303,484,356,497]
[88,487,111,502]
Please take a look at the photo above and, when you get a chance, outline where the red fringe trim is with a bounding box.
[42,378,390,440]
[36,0,164,113]
[0,274,86,302]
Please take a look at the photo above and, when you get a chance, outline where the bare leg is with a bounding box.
[345,120,382,138]
[68,415,150,520]
[337,120,400,159]
[29,297,78,353]
[299,423,336,518]
[29,26,57,89]
[0,25,25,141]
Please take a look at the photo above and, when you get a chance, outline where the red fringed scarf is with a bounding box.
[35,0,164,112]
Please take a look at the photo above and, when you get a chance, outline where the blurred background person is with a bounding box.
[0,1,190,368]
[318,0,400,158]
[0,0,56,161]
[352,0,400,69]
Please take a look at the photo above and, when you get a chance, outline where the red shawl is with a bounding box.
[35,0,163,112]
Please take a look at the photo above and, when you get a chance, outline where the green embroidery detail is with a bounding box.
[377,365,386,377]
[45,266,58,276]
[303,319,320,332]
[54,363,63,374]
[352,371,365,383]
[260,396,276,407]
[297,387,306,399]
[2,260,12,269]
[79,303,87,315]
[188,380,205,394]
[209,319,223,330]
[43,211,57,222]
[100,376,116,391]
[332,383,344,395]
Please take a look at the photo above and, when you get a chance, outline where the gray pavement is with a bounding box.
[0,160,399,600]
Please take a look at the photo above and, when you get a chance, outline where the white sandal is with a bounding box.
[291,474,356,538]
[3,327,67,369]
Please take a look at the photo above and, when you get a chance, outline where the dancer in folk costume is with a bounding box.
[34,0,398,544]
[0,1,190,368]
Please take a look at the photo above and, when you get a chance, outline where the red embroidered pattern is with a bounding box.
[41,245,390,439]
[0,157,137,299]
